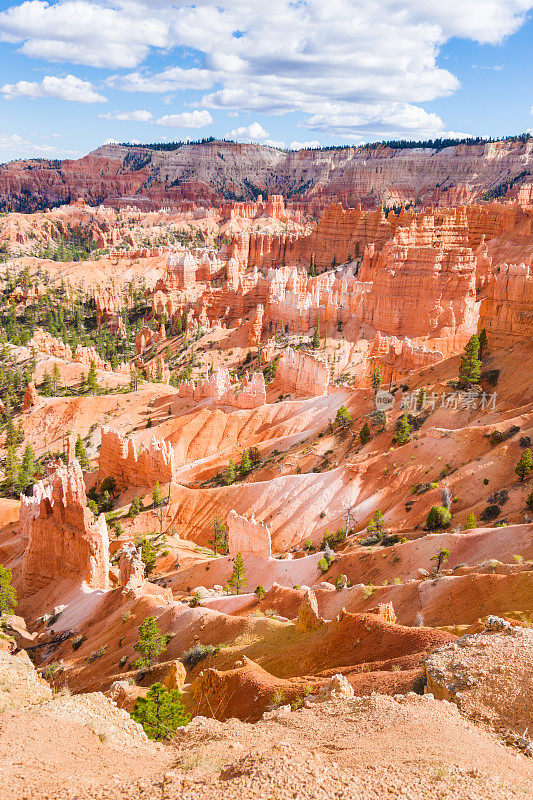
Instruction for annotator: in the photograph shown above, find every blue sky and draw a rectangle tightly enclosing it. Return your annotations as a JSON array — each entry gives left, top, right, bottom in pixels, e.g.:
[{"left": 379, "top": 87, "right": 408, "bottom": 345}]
[{"left": 0, "top": 0, "right": 532, "bottom": 163}]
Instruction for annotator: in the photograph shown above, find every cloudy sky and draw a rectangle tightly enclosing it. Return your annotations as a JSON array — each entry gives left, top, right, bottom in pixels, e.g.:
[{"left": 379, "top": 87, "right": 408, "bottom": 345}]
[{"left": 0, "top": 0, "right": 532, "bottom": 162}]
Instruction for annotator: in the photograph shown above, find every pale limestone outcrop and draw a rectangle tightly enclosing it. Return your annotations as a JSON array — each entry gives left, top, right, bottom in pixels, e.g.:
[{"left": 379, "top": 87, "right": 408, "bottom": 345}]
[
  {"left": 73, "top": 343, "right": 129, "bottom": 374},
  {"left": 366, "top": 334, "right": 442, "bottom": 386},
  {"left": 273, "top": 347, "right": 329, "bottom": 397},
  {"left": 248, "top": 303, "right": 264, "bottom": 346},
  {"left": 178, "top": 366, "right": 266, "bottom": 409},
  {"left": 227, "top": 509, "right": 272, "bottom": 559},
  {"left": 97, "top": 427, "right": 175, "bottom": 488},
  {"left": 117, "top": 541, "right": 145, "bottom": 590},
  {"left": 162, "top": 247, "right": 226, "bottom": 290},
  {"left": 30, "top": 329, "right": 72, "bottom": 360},
  {"left": 29, "top": 329, "right": 129, "bottom": 374},
  {"left": 20, "top": 460, "right": 109, "bottom": 594},
  {"left": 295, "top": 589, "right": 324, "bottom": 633},
  {"left": 368, "top": 602, "right": 397, "bottom": 625}
]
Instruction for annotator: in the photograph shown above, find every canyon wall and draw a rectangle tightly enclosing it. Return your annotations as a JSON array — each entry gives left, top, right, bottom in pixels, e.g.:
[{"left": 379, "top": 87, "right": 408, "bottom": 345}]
[
  {"left": 479, "top": 263, "right": 533, "bottom": 346},
  {"left": 2, "top": 138, "right": 532, "bottom": 212},
  {"left": 21, "top": 461, "right": 109, "bottom": 594}
]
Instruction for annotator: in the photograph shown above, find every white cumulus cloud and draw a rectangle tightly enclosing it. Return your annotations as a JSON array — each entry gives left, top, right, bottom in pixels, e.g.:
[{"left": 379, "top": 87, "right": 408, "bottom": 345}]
[
  {"left": 100, "top": 109, "right": 153, "bottom": 122},
  {"left": 289, "top": 140, "right": 321, "bottom": 150},
  {"left": 0, "top": 74, "right": 106, "bottom": 103},
  {"left": 0, "top": 1, "right": 532, "bottom": 138},
  {"left": 0, "top": 130, "right": 79, "bottom": 160},
  {"left": 226, "top": 122, "right": 269, "bottom": 140},
  {"left": 156, "top": 109, "right": 213, "bottom": 128}
]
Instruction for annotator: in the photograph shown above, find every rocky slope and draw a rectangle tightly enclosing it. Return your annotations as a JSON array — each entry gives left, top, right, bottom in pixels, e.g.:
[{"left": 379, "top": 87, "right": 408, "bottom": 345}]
[{"left": 1, "top": 137, "right": 532, "bottom": 212}]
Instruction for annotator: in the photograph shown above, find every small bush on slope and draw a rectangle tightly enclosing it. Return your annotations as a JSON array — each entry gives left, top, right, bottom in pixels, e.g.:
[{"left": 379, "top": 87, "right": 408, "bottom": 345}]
[{"left": 131, "top": 682, "right": 189, "bottom": 740}]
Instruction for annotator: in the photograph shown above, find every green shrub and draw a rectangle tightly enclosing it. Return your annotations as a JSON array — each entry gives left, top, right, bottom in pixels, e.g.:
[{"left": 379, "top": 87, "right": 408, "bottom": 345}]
[
  {"left": 88, "top": 645, "right": 107, "bottom": 663},
  {"left": 41, "top": 662, "right": 60, "bottom": 680},
  {"left": 181, "top": 643, "right": 217, "bottom": 669},
  {"left": 464, "top": 513, "right": 477, "bottom": 530},
  {"left": 321, "top": 527, "right": 346, "bottom": 550},
  {"left": 488, "top": 430, "right": 504, "bottom": 446},
  {"left": 359, "top": 422, "right": 371, "bottom": 445},
  {"left": 71, "top": 634, "right": 86, "bottom": 651},
  {"left": 131, "top": 682, "right": 189, "bottom": 740},
  {"left": 425, "top": 505, "right": 452, "bottom": 530},
  {"left": 334, "top": 405, "right": 352, "bottom": 428},
  {"left": 318, "top": 557, "right": 330, "bottom": 574}
]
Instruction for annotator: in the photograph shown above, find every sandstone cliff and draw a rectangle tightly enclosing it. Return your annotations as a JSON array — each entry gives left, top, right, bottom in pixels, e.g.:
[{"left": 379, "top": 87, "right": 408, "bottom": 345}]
[{"left": 2, "top": 137, "right": 532, "bottom": 212}]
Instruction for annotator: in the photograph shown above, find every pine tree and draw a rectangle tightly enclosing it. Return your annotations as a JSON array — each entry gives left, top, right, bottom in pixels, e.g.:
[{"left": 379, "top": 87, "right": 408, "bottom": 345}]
[
  {"left": 137, "top": 537, "right": 157, "bottom": 575},
  {"left": 228, "top": 551, "right": 246, "bottom": 595},
  {"left": 478, "top": 328, "right": 488, "bottom": 358},
  {"left": 464, "top": 513, "right": 477, "bottom": 530},
  {"left": 41, "top": 370, "right": 53, "bottom": 397},
  {"left": 131, "top": 682, "right": 189, "bottom": 740},
  {"left": 224, "top": 459, "right": 236, "bottom": 485},
  {"left": 4, "top": 416, "right": 17, "bottom": 448},
  {"left": 367, "top": 510, "right": 386, "bottom": 539},
  {"left": 426, "top": 506, "right": 452, "bottom": 530},
  {"left": 0, "top": 564, "right": 17, "bottom": 616},
  {"left": 431, "top": 547, "right": 450, "bottom": 574},
  {"left": 75, "top": 434, "right": 89, "bottom": 469},
  {"left": 152, "top": 481, "right": 162, "bottom": 508},
  {"left": 458, "top": 335, "right": 481, "bottom": 388},
  {"left": 52, "top": 364, "right": 61, "bottom": 394},
  {"left": 86, "top": 361, "right": 99, "bottom": 394},
  {"left": 249, "top": 446, "right": 261, "bottom": 469},
  {"left": 129, "top": 367, "right": 139, "bottom": 391},
  {"left": 359, "top": 422, "right": 371, "bottom": 445},
  {"left": 240, "top": 449, "right": 251, "bottom": 476},
  {"left": 19, "top": 444, "right": 36, "bottom": 490},
  {"left": 417, "top": 387, "right": 427, "bottom": 410},
  {"left": 133, "top": 616, "right": 168, "bottom": 669},
  {"left": 334, "top": 405, "right": 352, "bottom": 428},
  {"left": 312, "top": 321, "right": 320, "bottom": 349},
  {"left": 3, "top": 446, "right": 20, "bottom": 494},
  {"left": 370, "top": 366, "right": 383, "bottom": 393},
  {"left": 209, "top": 515, "right": 229, "bottom": 555},
  {"left": 515, "top": 448, "right": 533, "bottom": 482},
  {"left": 129, "top": 496, "right": 143, "bottom": 517},
  {"left": 393, "top": 414, "right": 412, "bottom": 445}
]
